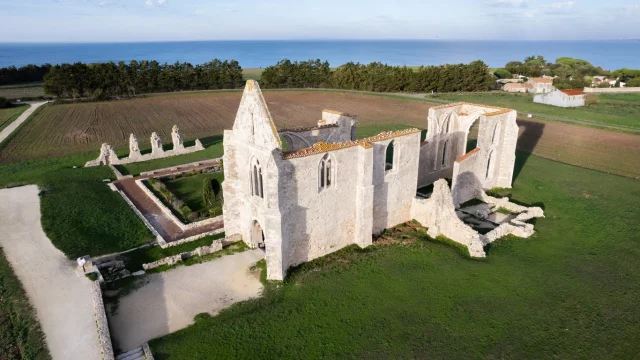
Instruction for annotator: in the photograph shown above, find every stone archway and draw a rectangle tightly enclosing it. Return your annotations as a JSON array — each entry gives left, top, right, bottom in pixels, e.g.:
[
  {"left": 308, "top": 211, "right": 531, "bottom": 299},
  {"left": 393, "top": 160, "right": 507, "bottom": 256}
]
[
  {"left": 251, "top": 220, "right": 265, "bottom": 250},
  {"left": 460, "top": 110, "right": 486, "bottom": 153}
]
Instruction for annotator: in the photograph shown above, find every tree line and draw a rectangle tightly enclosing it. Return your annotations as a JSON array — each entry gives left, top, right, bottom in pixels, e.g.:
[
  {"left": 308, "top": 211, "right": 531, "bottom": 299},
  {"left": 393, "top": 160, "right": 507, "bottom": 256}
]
[
  {"left": 43, "top": 60, "right": 244, "bottom": 99},
  {"left": 261, "top": 59, "right": 495, "bottom": 92},
  {"left": 0, "top": 64, "right": 52, "bottom": 86}
]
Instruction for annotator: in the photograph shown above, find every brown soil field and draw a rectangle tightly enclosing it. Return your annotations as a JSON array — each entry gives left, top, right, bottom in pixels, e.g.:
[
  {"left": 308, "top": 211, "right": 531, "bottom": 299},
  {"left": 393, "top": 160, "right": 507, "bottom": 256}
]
[{"left": 0, "top": 90, "right": 638, "bottom": 179}]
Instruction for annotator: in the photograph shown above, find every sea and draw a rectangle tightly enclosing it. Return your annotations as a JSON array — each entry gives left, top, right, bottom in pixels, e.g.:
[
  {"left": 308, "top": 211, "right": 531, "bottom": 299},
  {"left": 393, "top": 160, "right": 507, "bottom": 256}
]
[{"left": 0, "top": 40, "right": 638, "bottom": 70}]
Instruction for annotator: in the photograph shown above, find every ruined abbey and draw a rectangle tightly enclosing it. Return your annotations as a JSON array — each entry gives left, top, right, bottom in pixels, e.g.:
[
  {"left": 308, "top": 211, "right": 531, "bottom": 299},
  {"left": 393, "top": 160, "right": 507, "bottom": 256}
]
[{"left": 223, "top": 81, "right": 544, "bottom": 280}]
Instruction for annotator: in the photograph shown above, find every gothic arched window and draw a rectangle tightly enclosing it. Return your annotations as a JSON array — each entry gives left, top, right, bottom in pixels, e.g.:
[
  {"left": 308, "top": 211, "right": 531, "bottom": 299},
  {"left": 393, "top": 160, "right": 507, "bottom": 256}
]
[
  {"left": 385, "top": 140, "right": 395, "bottom": 172},
  {"left": 319, "top": 153, "right": 333, "bottom": 190},
  {"left": 250, "top": 158, "right": 263, "bottom": 198}
]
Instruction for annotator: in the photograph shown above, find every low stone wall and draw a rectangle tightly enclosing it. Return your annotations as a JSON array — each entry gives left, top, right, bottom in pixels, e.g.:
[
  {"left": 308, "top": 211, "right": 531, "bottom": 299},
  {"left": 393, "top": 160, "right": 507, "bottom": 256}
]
[
  {"left": 160, "top": 228, "right": 227, "bottom": 249},
  {"left": 116, "top": 189, "right": 166, "bottom": 245},
  {"left": 583, "top": 87, "right": 640, "bottom": 93},
  {"left": 142, "top": 240, "right": 224, "bottom": 270},
  {"left": 142, "top": 343, "right": 155, "bottom": 360},
  {"left": 135, "top": 179, "right": 223, "bottom": 231},
  {"left": 139, "top": 158, "right": 222, "bottom": 177},
  {"left": 90, "top": 281, "right": 115, "bottom": 360},
  {"left": 478, "top": 192, "right": 544, "bottom": 244}
]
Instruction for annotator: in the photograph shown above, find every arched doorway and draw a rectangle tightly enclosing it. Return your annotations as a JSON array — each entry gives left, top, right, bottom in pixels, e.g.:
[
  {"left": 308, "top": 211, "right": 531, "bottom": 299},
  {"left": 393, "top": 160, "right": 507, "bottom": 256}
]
[{"left": 251, "top": 220, "right": 265, "bottom": 250}]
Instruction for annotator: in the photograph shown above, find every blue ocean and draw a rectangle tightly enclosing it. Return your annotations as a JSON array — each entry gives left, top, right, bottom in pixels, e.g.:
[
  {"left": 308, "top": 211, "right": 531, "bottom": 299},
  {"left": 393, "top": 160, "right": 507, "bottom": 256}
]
[{"left": 0, "top": 40, "right": 638, "bottom": 70}]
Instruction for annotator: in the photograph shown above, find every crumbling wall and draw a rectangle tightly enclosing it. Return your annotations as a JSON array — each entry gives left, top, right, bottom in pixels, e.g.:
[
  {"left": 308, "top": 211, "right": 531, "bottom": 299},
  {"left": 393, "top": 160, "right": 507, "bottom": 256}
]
[{"left": 411, "top": 179, "right": 486, "bottom": 257}]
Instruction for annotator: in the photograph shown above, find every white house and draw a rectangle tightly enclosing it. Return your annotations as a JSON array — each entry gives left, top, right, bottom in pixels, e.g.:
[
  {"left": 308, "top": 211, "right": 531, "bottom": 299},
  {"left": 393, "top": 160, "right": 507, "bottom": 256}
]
[
  {"left": 533, "top": 89, "right": 586, "bottom": 108},
  {"left": 527, "top": 77, "right": 555, "bottom": 94}
]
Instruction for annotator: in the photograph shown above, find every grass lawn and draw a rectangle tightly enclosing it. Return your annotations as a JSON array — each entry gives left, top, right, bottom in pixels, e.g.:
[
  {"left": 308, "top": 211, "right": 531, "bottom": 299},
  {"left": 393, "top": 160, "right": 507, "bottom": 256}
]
[
  {"left": 149, "top": 152, "right": 640, "bottom": 359},
  {"left": 432, "top": 92, "right": 640, "bottom": 130},
  {"left": 164, "top": 172, "right": 225, "bottom": 214},
  {"left": 0, "top": 154, "right": 153, "bottom": 258},
  {"left": 0, "top": 249, "right": 50, "bottom": 360},
  {"left": 0, "top": 104, "right": 29, "bottom": 133}
]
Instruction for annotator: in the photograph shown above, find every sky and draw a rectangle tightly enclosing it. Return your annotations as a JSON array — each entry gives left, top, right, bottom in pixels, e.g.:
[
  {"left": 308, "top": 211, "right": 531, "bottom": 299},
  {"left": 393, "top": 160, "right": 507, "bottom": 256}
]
[{"left": 0, "top": 0, "right": 639, "bottom": 42}]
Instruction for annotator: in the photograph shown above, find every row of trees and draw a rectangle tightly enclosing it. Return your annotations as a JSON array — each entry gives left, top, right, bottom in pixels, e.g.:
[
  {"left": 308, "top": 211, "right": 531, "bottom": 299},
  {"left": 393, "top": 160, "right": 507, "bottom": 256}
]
[
  {"left": 0, "top": 64, "right": 52, "bottom": 86},
  {"left": 43, "top": 60, "right": 244, "bottom": 99},
  {"left": 261, "top": 59, "right": 495, "bottom": 92}
]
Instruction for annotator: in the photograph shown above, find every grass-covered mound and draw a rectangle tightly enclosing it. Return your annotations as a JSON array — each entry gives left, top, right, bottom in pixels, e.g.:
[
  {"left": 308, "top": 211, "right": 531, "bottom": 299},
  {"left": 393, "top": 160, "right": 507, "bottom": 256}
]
[
  {"left": 149, "top": 152, "right": 640, "bottom": 359},
  {"left": 0, "top": 249, "right": 50, "bottom": 360}
]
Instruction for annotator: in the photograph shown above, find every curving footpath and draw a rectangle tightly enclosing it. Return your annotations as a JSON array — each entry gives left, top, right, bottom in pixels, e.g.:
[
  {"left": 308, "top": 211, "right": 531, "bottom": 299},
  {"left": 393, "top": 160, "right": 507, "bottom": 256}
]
[
  {"left": 0, "top": 101, "right": 49, "bottom": 144},
  {"left": 0, "top": 185, "right": 102, "bottom": 360}
]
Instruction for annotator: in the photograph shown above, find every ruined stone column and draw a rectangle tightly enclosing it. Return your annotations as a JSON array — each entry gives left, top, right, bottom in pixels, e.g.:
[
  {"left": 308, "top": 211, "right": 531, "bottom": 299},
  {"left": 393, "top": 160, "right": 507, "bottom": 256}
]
[
  {"left": 150, "top": 132, "right": 164, "bottom": 156},
  {"left": 128, "top": 133, "right": 141, "bottom": 160},
  {"left": 171, "top": 125, "right": 184, "bottom": 151}
]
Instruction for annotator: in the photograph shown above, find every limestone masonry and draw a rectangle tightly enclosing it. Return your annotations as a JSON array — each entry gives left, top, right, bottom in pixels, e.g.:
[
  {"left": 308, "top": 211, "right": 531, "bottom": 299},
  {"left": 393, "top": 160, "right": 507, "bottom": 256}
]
[
  {"left": 85, "top": 125, "right": 204, "bottom": 167},
  {"left": 223, "top": 81, "right": 544, "bottom": 280}
]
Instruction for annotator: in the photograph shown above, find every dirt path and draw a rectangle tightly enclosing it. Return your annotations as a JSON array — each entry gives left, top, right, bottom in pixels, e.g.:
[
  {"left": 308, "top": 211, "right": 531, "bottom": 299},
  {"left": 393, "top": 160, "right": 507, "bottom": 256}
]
[
  {"left": 106, "top": 249, "right": 264, "bottom": 352},
  {"left": 0, "top": 185, "right": 102, "bottom": 360},
  {"left": 0, "top": 101, "right": 48, "bottom": 144}
]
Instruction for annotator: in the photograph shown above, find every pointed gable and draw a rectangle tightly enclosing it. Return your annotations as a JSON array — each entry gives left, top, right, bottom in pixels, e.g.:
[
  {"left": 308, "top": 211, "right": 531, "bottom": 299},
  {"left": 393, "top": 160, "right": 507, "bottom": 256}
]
[{"left": 232, "top": 80, "right": 282, "bottom": 151}]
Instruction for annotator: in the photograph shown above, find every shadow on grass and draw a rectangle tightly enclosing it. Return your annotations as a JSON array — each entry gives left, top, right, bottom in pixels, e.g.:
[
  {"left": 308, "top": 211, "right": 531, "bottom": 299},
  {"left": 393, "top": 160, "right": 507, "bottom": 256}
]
[{"left": 514, "top": 120, "right": 545, "bottom": 183}]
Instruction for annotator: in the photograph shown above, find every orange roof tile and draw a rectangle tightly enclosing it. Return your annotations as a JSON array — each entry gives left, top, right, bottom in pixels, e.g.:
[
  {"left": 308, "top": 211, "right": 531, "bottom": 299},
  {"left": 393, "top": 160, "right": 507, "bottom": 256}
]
[
  {"left": 560, "top": 89, "right": 586, "bottom": 96},
  {"left": 456, "top": 148, "right": 481, "bottom": 163}
]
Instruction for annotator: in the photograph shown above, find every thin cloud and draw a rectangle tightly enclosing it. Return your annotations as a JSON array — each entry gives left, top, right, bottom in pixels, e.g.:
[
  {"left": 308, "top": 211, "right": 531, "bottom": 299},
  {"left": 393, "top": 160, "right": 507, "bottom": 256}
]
[
  {"left": 489, "top": 0, "right": 529, "bottom": 8},
  {"left": 551, "top": 1, "right": 575, "bottom": 9},
  {"left": 146, "top": 0, "right": 166, "bottom": 7}
]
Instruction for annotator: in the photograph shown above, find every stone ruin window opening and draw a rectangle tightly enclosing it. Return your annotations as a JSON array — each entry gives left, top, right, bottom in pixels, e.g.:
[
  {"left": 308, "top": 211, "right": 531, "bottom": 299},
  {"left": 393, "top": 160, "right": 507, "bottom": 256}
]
[
  {"left": 491, "top": 122, "right": 500, "bottom": 144},
  {"left": 251, "top": 159, "right": 264, "bottom": 198},
  {"left": 319, "top": 153, "right": 333, "bottom": 191},
  {"left": 486, "top": 150, "right": 495, "bottom": 180},
  {"left": 441, "top": 140, "right": 449, "bottom": 169},
  {"left": 385, "top": 140, "right": 395, "bottom": 172}
]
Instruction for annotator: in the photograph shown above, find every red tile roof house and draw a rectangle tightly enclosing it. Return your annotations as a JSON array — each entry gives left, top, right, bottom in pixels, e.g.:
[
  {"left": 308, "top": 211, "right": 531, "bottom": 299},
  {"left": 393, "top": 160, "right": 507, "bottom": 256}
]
[
  {"left": 527, "top": 77, "right": 556, "bottom": 94},
  {"left": 533, "top": 89, "right": 586, "bottom": 108}
]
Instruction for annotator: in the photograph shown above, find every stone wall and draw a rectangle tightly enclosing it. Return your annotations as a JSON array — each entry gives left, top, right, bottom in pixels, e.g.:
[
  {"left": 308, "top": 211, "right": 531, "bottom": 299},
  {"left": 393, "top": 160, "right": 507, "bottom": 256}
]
[
  {"left": 418, "top": 103, "right": 518, "bottom": 194},
  {"left": 159, "top": 228, "right": 228, "bottom": 249},
  {"left": 451, "top": 148, "right": 483, "bottom": 205},
  {"left": 135, "top": 179, "right": 223, "bottom": 231},
  {"left": 90, "top": 281, "right": 115, "bottom": 360},
  {"left": 116, "top": 189, "right": 166, "bottom": 245},
  {"left": 370, "top": 133, "right": 421, "bottom": 234},
  {"left": 142, "top": 240, "right": 224, "bottom": 270},
  {"left": 411, "top": 179, "right": 486, "bottom": 257},
  {"left": 583, "top": 87, "right": 640, "bottom": 93},
  {"left": 85, "top": 126, "right": 205, "bottom": 167}
]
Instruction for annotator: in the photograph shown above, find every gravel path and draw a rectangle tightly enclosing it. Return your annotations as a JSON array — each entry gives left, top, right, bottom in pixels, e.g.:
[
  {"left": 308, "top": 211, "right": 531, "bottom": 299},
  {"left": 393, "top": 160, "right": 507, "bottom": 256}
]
[
  {"left": 0, "top": 101, "right": 48, "bottom": 144},
  {"left": 0, "top": 185, "right": 103, "bottom": 360},
  {"left": 107, "top": 249, "right": 264, "bottom": 352}
]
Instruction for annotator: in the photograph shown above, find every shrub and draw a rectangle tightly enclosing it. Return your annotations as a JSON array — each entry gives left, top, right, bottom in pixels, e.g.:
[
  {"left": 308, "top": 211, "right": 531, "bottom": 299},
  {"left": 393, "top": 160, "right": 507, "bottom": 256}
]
[
  {"left": 493, "top": 68, "right": 512, "bottom": 79},
  {"left": 180, "top": 206, "right": 192, "bottom": 218},
  {"left": 627, "top": 78, "right": 640, "bottom": 87},
  {"left": 202, "top": 177, "right": 221, "bottom": 205},
  {"left": 598, "top": 82, "right": 611, "bottom": 88},
  {"left": 584, "top": 94, "right": 599, "bottom": 107},
  {"left": 0, "top": 97, "right": 8, "bottom": 108}
]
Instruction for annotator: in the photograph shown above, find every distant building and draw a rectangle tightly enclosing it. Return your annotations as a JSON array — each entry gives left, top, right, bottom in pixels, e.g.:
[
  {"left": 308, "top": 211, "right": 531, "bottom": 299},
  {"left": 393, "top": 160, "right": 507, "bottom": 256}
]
[
  {"left": 533, "top": 89, "right": 586, "bottom": 108},
  {"left": 503, "top": 82, "right": 533, "bottom": 93},
  {"left": 527, "top": 78, "right": 555, "bottom": 94}
]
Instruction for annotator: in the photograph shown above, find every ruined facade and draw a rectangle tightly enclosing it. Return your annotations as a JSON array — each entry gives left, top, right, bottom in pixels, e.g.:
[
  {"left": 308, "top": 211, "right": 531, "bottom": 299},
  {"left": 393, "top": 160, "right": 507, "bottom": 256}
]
[
  {"left": 224, "top": 81, "right": 543, "bottom": 281},
  {"left": 85, "top": 126, "right": 204, "bottom": 167}
]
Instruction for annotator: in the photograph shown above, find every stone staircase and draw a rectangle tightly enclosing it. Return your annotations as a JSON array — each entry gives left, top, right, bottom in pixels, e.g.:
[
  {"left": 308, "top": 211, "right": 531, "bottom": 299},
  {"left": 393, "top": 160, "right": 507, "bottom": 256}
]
[{"left": 115, "top": 346, "right": 146, "bottom": 360}]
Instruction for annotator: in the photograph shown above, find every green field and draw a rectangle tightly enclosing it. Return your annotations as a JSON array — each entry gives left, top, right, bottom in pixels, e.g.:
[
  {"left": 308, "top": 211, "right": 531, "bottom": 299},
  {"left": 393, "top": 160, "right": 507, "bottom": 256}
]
[
  {"left": 432, "top": 92, "right": 640, "bottom": 130},
  {"left": 0, "top": 104, "right": 28, "bottom": 133},
  {"left": 164, "top": 172, "right": 224, "bottom": 214},
  {"left": 0, "top": 83, "right": 47, "bottom": 100},
  {"left": 0, "top": 250, "right": 50, "bottom": 360},
  {"left": 150, "top": 152, "right": 640, "bottom": 359}
]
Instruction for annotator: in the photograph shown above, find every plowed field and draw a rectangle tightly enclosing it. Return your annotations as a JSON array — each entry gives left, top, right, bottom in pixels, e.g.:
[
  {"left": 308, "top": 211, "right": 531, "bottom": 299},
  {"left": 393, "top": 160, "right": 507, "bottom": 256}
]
[{"left": 0, "top": 90, "right": 638, "bottom": 179}]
